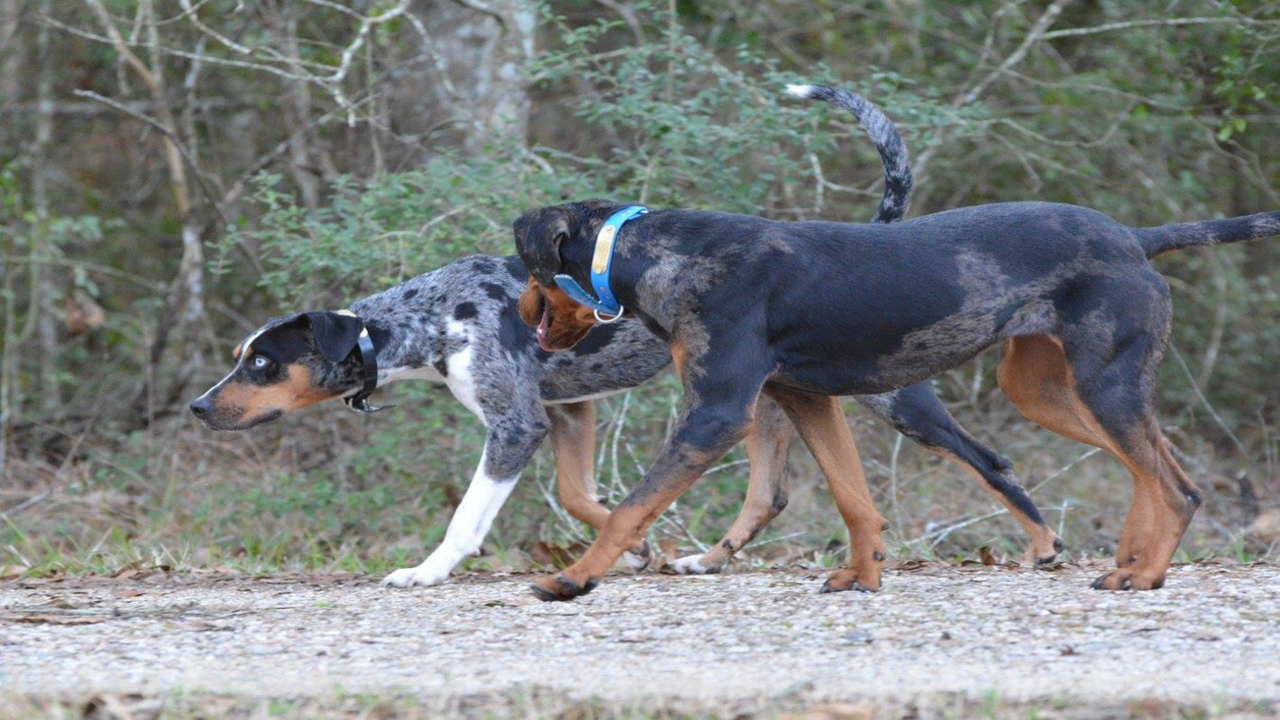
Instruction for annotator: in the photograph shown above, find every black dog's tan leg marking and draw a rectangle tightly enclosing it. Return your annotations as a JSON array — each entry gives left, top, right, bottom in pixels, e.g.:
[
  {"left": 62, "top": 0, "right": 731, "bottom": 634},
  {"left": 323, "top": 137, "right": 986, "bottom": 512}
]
[
  {"left": 998, "top": 336, "right": 1151, "bottom": 567},
  {"left": 671, "top": 394, "right": 794, "bottom": 574},
  {"left": 768, "top": 387, "right": 886, "bottom": 593},
  {"left": 530, "top": 440, "right": 742, "bottom": 600},
  {"left": 531, "top": 333, "right": 769, "bottom": 600},
  {"left": 547, "top": 401, "right": 651, "bottom": 570},
  {"left": 999, "top": 335, "right": 1199, "bottom": 590}
]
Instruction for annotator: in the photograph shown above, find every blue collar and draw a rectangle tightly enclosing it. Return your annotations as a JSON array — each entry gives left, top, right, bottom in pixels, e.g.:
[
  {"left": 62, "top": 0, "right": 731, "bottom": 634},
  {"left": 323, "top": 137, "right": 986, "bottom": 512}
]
[{"left": 553, "top": 205, "right": 647, "bottom": 320}]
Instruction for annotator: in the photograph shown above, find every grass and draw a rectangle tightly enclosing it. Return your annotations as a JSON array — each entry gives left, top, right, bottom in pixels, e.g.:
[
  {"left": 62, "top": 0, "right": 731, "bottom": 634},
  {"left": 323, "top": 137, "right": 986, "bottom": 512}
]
[
  {"left": 2, "top": 373, "right": 1273, "bottom": 579},
  {"left": 2, "top": 681, "right": 1269, "bottom": 717},
  {"left": 1, "top": 688, "right": 1274, "bottom": 719}
]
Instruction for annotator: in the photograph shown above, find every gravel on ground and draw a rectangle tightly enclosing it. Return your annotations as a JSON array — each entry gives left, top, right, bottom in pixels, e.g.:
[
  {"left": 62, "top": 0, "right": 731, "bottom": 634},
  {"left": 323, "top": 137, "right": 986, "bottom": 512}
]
[{"left": 2, "top": 561, "right": 1276, "bottom": 717}]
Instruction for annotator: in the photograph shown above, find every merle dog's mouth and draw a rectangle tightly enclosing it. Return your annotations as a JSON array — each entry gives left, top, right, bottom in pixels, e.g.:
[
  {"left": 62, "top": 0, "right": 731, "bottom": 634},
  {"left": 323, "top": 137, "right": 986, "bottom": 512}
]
[
  {"left": 202, "top": 409, "right": 283, "bottom": 432},
  {"left": 536, "top": 307, "right": 555, "bottom": 352}
]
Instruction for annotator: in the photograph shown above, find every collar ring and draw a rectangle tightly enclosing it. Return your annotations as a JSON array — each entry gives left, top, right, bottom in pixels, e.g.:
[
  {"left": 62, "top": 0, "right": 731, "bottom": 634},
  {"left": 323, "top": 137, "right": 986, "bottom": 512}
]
[{"left": 594, "top": 306, "right": 625, "bottom": 324}]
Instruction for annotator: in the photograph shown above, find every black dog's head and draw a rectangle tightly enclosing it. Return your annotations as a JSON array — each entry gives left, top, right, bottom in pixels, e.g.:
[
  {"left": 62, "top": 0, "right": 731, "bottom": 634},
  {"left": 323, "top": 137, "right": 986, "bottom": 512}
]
[
  {"left": 189, "top": 311, "right": 365, "bottom": 431},
  {"left": 513, "top": 200, "right": 625, "bottom": 352}
]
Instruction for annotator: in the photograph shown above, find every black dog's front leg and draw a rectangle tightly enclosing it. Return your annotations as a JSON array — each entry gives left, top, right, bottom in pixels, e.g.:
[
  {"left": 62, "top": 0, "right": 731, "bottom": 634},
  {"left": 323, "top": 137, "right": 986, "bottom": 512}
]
[{"left": 531, "top": 336, "right": 772, "bottom": 601}]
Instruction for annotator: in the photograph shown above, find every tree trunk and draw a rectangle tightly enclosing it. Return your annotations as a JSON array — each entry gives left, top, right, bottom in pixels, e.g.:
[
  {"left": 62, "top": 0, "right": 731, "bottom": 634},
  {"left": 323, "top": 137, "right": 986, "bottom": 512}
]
[{"left": 428, "top": 0, "right": 536, "bottom": 151}]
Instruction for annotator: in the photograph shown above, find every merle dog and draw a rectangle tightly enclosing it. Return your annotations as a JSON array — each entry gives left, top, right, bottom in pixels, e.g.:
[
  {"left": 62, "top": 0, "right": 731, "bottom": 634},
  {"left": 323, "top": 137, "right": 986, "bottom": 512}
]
[
  {"left": 191, "top": 86, "right": 1058, "bottom": 587},
  {"left": 513, "top": 84, "right": 1278, "bottom": 600}
]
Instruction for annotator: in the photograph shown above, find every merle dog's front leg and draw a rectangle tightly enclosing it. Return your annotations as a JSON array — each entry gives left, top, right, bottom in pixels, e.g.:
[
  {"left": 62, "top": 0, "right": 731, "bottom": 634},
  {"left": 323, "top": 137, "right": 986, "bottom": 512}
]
[{"left": 382, "top": 408, "right": 549, "bottom": 588}]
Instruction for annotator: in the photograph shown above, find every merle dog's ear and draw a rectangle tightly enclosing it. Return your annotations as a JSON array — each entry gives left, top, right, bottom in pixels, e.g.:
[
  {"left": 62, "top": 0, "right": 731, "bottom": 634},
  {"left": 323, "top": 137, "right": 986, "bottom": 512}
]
[
  {"left": 513, "top": 207, "right": 571, "bottom": 285},
  {"left": 304, "top": 311, "right": 364, "bottom": 363}
]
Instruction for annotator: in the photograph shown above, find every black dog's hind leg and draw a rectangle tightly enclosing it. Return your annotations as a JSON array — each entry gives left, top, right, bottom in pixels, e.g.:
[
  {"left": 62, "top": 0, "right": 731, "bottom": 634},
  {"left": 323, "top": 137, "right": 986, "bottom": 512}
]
[
  {"left": 671, "top": 382, "right": 1061, "bottom": 575},
  {"left": 767, "top": 385, "right": 888, "bottom": 593},
  {"left": 856, "top": 383, "right": 1063, "bottom": 565},
  {"left": 999, "top": 275, "right": 1197, "bottom": 591}
]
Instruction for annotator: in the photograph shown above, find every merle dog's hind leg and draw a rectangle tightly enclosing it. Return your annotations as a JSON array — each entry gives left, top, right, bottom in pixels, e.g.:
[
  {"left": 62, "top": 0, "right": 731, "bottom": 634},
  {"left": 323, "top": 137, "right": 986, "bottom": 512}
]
[
  {"left": 382, "top": 386, "right": 550, "bottom": 588},
  {"left": 670, "top": 394, "right": 794, "bottom": 575},
  {"left": 856, "top": 383, "right": 1063, "bottom": 566},
  {"left": 547, "top": 401, "right": 651, "bottom": 571}
]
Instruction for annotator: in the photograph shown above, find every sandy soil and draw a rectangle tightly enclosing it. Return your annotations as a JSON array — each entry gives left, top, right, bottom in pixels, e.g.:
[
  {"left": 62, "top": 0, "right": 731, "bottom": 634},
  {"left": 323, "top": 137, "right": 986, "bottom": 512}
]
[{"left": 2, "top": 561, "right": 1277, "bottom": 717}]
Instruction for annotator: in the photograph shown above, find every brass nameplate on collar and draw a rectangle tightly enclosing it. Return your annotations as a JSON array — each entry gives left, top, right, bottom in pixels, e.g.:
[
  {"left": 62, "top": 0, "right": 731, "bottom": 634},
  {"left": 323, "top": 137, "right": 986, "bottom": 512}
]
[{"left": 592, "top": 225, "right": 617, "bottom": 274}]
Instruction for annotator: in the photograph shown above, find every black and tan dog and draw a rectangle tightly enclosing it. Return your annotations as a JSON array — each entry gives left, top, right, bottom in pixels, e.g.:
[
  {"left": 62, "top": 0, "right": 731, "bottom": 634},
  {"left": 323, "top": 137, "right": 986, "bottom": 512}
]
[{"left": 515, "top": 84, "right": 1278, "bottom": 600}]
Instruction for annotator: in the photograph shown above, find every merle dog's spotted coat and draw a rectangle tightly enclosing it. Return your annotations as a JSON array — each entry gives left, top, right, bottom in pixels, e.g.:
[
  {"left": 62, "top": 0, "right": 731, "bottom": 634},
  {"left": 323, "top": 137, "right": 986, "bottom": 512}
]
[
  {"left": 192, "top": 85, "right": 1062, "bottom": 587},
  {"left": 514, "top": 89, "right": 1278, "bottom": 601}
]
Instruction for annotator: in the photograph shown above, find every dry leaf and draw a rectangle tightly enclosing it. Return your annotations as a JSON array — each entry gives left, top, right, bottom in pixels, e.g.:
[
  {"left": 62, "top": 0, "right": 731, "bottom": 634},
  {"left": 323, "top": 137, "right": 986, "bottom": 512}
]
[
  {"left": 186, "top": 620, "right": 233, "bottom": 632},
  {"left": 64, "top": 291, "right": 106, "bottom": 336},
  {"left": 110, "top": 561, "right": 143, "bottom": 579},
  {"left": 0, "top": 565, "right": 29, "bottom": 581},
  {"left": 1196, "top": 556, "right": 1240, "bottom": 566},
  {"left": 978, "top": 546, "right": 997, "bottom": 566},
  {"left": 787, "top": 702, "right": 877, "bottom": 720},
  {"left": 530, "top": 541, "right": 589, "bottom": 569},
  {"left": 1247, "top": 509, "right": 1280, "bottom": 543}
]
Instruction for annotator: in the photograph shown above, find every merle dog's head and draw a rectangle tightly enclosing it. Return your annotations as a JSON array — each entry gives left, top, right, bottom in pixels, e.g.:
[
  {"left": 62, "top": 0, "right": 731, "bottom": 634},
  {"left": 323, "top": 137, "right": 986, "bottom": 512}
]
[
  {"left": 513, "top": 200, "right": 624, "bottom": 352},
  {"left": 189, "top": 312, "right": 365, "bottom": 431}
]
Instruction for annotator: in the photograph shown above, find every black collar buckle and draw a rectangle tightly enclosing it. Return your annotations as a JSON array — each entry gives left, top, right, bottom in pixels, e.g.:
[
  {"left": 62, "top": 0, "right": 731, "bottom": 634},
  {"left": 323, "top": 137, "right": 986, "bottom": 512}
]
[{"left": 340, "top": 314, "right": 392, "bottom": 414}]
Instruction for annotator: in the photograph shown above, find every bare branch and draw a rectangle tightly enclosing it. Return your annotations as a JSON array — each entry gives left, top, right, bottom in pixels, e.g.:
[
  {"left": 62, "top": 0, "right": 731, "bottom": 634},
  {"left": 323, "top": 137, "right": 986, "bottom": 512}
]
[
  {"left": 1043, "top": 16, "right": 1277, "bottom": 40},
  {"left": 178, "top": 0, "right": 252, "bottom": 55},
  {"left": 957, "top": 0, "right": 1073, "bottom": 107},
  {"left": 71, "top": 89, "right": 224, "bottom": 225},
  {"left": 81, "top": 0, "right": 156, "bottom": 92}
]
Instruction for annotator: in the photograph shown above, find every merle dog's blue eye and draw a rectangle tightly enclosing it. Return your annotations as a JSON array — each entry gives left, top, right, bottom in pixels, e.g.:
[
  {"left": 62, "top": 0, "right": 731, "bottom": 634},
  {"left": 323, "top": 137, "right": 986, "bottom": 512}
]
[{"left": 251, "top": 356, "right": 271, "bottom": 370}]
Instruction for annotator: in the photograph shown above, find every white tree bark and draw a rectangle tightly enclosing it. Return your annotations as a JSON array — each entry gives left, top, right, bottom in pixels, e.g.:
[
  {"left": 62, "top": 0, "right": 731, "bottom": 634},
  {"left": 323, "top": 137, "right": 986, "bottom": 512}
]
[{"left": 426, "top": 0, "right": 536, "bottom": 150}]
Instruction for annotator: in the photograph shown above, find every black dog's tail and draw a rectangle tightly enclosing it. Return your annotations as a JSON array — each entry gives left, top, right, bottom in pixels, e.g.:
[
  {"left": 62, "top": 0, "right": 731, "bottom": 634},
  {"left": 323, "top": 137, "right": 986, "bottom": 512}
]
[
  {"left": 786, "top": 83, "right": 912, "bottom": 224},
  {"left": 1133, "top": 211, "right": 1280, "bottom": 259}
]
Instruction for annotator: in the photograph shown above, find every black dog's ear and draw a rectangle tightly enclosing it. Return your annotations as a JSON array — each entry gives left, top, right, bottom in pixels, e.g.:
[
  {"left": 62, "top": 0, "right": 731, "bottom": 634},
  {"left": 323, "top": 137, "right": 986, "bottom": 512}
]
[
  {"left": 513, "top": 207, "right": 571, "bottom": 285},
  {"left": 304, "top": 311, "right": 364, "bottom": 363}
]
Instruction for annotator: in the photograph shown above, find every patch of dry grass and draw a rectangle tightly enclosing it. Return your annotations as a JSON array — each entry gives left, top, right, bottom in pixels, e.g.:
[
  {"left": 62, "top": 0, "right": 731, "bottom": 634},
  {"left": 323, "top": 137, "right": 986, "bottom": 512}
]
[{"left": 2, "top": 372, "right": 1273, "bottom": 578}]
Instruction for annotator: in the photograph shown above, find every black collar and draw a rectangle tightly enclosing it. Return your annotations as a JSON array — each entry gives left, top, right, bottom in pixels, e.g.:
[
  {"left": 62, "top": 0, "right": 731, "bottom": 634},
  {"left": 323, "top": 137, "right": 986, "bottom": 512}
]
[{"left": 338, "top": 310, "right": 390, "bottom": 414}]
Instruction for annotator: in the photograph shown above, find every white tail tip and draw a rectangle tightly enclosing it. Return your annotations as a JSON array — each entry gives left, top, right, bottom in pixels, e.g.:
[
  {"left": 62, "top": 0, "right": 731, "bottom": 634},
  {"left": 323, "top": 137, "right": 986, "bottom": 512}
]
[{"left": 785, "top": 84, "right": 815, "bottom": 99}]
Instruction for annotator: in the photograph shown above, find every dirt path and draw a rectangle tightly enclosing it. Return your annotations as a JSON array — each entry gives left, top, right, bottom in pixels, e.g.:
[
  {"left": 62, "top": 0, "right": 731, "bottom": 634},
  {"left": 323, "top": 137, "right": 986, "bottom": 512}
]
[{"left": 2, "top": 562, "right": 1277, "bottom": 716}]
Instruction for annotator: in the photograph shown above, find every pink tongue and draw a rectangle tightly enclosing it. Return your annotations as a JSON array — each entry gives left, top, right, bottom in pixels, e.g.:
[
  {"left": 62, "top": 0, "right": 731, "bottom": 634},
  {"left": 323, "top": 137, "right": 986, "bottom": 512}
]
[{"left": 537, "top": 309, "right": 550, "bottom": 345}]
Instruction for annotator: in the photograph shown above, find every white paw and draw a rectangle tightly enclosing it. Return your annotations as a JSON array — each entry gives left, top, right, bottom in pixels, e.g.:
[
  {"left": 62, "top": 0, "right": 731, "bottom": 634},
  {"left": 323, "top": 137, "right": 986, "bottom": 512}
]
[
  {"left": 623, "top": 550, "right": 650, "bottom": 572},
  {"left": 380, "top": 564, "right": 450, "bottom": 588},
  {"left": 669, "top": 554, "right": 719, "bottom": 575}
]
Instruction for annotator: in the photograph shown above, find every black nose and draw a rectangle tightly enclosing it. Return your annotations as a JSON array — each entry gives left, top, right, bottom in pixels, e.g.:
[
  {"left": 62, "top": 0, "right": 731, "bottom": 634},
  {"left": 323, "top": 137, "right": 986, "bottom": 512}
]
[{"left": 189, "top": 397, "right": 211, "bottom": 417}]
